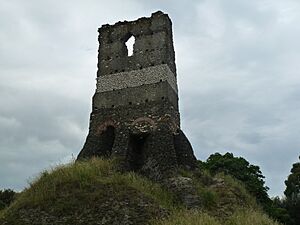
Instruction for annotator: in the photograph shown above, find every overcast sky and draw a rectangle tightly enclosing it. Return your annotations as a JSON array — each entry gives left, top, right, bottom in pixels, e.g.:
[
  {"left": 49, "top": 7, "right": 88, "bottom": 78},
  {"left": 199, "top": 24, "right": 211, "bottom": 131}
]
[{"left": 0, "top": 0, "right": 299, "bottom": 197}]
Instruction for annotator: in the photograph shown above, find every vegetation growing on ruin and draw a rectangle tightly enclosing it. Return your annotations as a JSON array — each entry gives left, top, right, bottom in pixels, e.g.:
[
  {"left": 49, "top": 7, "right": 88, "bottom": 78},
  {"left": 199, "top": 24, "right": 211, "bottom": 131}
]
[
  {"left": 152, "top": 209, "right": 280, "bottom": 225},
  {"left": 0, "top": 157, "right": 282, "bottom": 225}
]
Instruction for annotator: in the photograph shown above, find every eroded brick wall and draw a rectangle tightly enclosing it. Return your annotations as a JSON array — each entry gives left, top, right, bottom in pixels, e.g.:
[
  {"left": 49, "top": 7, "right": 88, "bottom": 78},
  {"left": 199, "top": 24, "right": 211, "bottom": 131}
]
[{"left": 78, "top": 11, "right": 197, "bottom": 179}]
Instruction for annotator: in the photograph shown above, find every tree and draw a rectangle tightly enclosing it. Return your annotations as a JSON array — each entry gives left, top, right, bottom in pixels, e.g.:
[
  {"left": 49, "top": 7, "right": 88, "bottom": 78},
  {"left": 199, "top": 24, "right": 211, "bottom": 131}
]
[
  {"left": 269, "top": 197, "right": 293, "bottom": 225},
  {"left": 0, "top": 189, "right": 16, "bottom": 210},
  {"left": 284, "top": 156, "right": 300, "bottom": 225},
  {"left": 198, "top": 152, "right": 291, "bottom": 224},
  {"left": 199, "top": 152, "right": 270, "bottom": 205}
]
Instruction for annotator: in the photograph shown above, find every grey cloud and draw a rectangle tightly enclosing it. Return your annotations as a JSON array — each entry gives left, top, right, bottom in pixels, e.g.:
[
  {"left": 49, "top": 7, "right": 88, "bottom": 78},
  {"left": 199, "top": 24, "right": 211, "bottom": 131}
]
[
  {"left": 176, "top": 0, "right": 300, "bottom": 196},
  {"left": 1, "top": 0, "right": 300, "bottom": 197}
]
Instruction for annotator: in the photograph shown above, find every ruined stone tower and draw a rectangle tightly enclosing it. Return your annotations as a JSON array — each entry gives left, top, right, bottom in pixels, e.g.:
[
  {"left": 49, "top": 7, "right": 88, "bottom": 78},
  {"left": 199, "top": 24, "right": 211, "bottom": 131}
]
[{"left": 78, "top": 11, "right": 197, "bottom": 180}]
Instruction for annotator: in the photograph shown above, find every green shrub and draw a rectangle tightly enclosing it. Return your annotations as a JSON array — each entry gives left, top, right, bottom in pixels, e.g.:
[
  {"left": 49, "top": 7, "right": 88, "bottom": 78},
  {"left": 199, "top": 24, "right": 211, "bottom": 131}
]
[
  {"left": 198, "top": 188, "right": 218, "bottom": 209},
  {"left": 0, "top": 189, "right": 16, "bottom": 210},
  {"left": 215, "top": 173, "right": 257, "bottom": 208}
]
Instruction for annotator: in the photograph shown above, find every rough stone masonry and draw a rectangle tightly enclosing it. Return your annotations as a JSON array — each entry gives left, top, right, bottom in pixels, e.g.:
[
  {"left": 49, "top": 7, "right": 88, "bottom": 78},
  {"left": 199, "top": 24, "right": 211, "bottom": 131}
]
[{"left": 78, "top": 11, "right": 197, "bottom": 181}]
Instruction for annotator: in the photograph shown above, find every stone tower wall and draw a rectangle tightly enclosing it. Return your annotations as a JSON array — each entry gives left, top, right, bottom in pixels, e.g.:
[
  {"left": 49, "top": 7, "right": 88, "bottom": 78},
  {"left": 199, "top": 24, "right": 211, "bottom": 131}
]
[
  {"left": 97, "top": 11, "right": 176, "bottom": 76},
  {"left": 78, "top": 11, "right": 197, "bottom": 180},
  {"left": 94, "top": 11, "right": 178, "bottom": 112}
]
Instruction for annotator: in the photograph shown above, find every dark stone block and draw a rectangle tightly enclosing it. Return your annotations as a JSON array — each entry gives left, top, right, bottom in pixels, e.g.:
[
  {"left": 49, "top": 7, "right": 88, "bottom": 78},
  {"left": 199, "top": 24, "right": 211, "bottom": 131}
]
[{"left": 174, "top": 130, "right": 198, "bottom": 170}]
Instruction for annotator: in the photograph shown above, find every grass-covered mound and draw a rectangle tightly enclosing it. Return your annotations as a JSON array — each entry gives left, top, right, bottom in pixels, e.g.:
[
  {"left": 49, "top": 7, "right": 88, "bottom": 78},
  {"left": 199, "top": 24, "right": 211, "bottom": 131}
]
[
  {"left": 0, "top": 158, "right": 172, "bottom": 225},
  {"left": 0, "top": 158, "right": 281, "bottom": 225}
]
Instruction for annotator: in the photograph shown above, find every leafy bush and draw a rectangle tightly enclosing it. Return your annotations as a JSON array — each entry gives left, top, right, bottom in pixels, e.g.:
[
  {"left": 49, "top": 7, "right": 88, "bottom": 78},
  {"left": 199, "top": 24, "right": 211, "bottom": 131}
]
[
  {"left": 199, "top": 152, "right": 269, "bottom": 205},
  {"left": 0, "top": 189, "right": 16, "bottom": 210},
  {"left": 198, "top": 152, "right": 290, "bottom": 223}
]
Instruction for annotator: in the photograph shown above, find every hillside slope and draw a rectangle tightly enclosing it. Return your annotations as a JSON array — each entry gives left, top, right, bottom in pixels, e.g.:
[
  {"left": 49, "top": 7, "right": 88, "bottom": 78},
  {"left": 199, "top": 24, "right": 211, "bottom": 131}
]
[{"left": 0, "top": 158, "right": 281, "bottom": 225}]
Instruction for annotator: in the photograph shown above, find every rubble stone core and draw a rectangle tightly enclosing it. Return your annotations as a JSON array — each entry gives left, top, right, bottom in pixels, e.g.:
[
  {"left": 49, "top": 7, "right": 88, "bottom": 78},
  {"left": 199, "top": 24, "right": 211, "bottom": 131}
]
[{"left": 78, "top": 11, "right": 197, "bottom": 180}]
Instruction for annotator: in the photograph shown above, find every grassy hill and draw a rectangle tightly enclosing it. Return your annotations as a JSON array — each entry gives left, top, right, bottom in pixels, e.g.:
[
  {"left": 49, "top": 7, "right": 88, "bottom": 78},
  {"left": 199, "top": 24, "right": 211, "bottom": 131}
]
[{"left": 0, "top": 158, "right": 281, "bottom": 225}]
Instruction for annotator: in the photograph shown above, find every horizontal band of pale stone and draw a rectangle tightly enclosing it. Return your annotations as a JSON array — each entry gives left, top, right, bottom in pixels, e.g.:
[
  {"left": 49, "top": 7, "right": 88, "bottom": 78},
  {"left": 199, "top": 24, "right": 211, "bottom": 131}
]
[{"left": 96, "top": 64, "right": 178, "bottom": 93}]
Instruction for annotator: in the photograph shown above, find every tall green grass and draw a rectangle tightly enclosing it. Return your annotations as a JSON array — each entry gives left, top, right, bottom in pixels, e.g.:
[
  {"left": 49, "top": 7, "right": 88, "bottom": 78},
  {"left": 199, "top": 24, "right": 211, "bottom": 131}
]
[
  {"left": 4, "top": 158, "right": 175, "bottom": 211},
  {"left": 151, "top": 210, "right": 220, "bottom": 225},
  {"left": 151, "top": 208, "right": 281, "bottom": 225},
  {"left": 226, "top": 209, "right": 281, "bottom": 225},
  {"left": 15, "top": 158, "right": 115, "bottom": 207},
  {"left": 121, "top": 172, "right": 176, "bottom": 209},
  {"left": 1, "top": 158, "right": 282, "bottom": 225}
]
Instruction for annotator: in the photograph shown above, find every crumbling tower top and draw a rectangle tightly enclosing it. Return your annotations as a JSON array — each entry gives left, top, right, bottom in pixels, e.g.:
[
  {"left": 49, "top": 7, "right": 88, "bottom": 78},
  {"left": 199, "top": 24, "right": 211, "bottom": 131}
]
[
  {"left": 97, "top": 11, "right": 176, "bottom": 77},
  {"left": 94, "top": 11, "right": 179, "bottom": 111}
]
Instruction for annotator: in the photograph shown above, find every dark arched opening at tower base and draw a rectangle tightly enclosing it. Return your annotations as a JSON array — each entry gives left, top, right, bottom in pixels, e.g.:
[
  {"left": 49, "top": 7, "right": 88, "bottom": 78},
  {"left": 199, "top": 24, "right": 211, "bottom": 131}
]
[
  {"left": 127, "top": 134, "right": 148, "bottom": 172},
  {"left": 96, "top": 126, "right": 116, "bottom": 157}
]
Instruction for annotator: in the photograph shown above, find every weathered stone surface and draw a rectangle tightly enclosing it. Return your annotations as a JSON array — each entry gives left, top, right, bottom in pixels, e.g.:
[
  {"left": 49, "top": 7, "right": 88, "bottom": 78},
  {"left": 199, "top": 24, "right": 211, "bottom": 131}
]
[
  {"left": 93, "top": 81, "right": 178, "bottom": 110},
  {"left": 165, "top": 176, "right": 202, "bottom": 208},
  {"left": 78, "top": 11, "right": 197, "bottom": 181},
  {"left": 174, "top": 130, "right": 198, "bottom": 170},
  {"left": 97, "top": 11, "right": 176, "bottom": 76}
]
